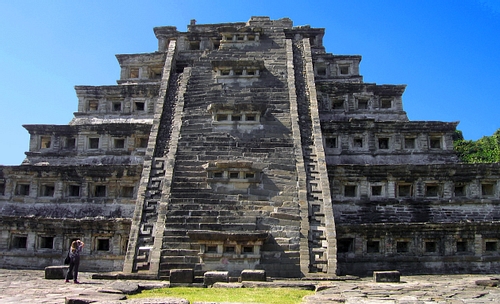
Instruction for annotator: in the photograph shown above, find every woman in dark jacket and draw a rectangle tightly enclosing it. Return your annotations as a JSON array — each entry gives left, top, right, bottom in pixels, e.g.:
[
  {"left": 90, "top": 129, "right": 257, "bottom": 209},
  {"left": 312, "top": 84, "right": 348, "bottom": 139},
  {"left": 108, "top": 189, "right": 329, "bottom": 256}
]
[{"left": 65, "top": 239, "right": 84, "bottom": 284}]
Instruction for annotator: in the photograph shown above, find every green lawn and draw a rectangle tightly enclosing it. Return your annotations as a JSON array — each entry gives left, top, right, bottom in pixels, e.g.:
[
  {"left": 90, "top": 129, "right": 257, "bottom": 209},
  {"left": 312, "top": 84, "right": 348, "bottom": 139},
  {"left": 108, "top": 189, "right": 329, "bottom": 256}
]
[{"left": 128, "top": 287, "right": 314, "bottom": 304}]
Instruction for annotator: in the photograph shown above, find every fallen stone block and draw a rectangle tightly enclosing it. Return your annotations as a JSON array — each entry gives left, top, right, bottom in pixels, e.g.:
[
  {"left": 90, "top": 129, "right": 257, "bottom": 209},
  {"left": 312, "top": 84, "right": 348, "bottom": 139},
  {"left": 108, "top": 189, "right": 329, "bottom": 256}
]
[
  {"left": 170, "top": 269, "right": 194, "bottom": 284},
  {"left": 44, "top": 265, "right": 68, "bottom": 279},
  {"left": 204, "top": 271, "right": 229, "bottom": 286},
  {"left": 476, "top": 279, "right": 499, "bottom": 287},
  {"left": 100, "top": 281, "right": 140, "bottom": 295},
  {"left": 373, "top": 270, "right": 401, "bottom": 282},
  {"left": 240, "top": 269, "right": 266, "bottom": 282}
]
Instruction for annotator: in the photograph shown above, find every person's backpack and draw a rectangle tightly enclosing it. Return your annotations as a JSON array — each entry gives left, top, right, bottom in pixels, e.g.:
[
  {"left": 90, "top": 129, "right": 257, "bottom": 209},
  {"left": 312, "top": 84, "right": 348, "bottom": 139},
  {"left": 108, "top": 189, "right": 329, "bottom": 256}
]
[{"left": 64, "top": 252, "right": 70, "bottom": 265}]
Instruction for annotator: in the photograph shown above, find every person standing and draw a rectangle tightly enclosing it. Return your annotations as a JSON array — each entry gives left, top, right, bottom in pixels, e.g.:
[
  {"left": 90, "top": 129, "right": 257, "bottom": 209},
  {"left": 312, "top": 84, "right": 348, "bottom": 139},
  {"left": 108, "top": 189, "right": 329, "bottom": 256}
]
[{"left": 65, "top": 239, "right": 84, "bottom": 284}]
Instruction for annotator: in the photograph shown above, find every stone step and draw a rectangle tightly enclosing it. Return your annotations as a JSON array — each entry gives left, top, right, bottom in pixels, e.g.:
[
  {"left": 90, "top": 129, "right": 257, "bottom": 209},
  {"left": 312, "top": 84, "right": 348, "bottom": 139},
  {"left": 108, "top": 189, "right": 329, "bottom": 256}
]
[
  {"left": 172, "top": 173, "right": 207, "bottom": 181},
  {"left": 170, "top": 182, "right": 207, "bottom": 189},
  {"left": 167, "top": 198, "right": 241, "bottom": 205},
  {"left": 165, "top": 210, "right": 207, "bottom": 217},
  {"left": 161, "top": 242, "right": 192, "bottom": 250},
  {"left": 163, "top": 229, "right": 189, "bottom": 236},
  {"left": 167, "top": 190, "right": 216, "bottom": 197},
  {"left": 167, "top": 204, "right": 240, "bottom": 212},
  {"left": 159, "top": 262, "right": 198, "bottom": 272},
  {"left": 167, "top": 210, "right": 243, "bottom": 217},
  {"left": 160, "top": 255, "right": 200, "bottom": 264},
  {"left": 167, "top": 200, "right": 224, "bottom": 207},
  {"left": 165, "top": 216, "right": 257, "bottom": 224},
  {"left": 169, "top": 192, "right": 239, "bottom": 200},
  {"left": 161, "top": 248, "right": 198, "bottom": 256},
  {"left": 164, "top": 222, "right": 257, "bottom": 231}
]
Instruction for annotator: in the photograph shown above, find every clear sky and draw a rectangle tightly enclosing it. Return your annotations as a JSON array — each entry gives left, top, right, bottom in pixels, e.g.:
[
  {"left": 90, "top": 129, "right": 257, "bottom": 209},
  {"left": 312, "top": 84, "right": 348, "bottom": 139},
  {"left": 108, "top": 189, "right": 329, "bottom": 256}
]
[{"left": 0, "top": 0, "right": 499, "bottom": 165}]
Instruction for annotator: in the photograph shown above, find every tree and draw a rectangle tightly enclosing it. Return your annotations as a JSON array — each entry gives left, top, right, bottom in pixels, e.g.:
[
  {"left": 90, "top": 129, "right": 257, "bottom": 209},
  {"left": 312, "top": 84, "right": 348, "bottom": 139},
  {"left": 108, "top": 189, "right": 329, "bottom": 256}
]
[{"left": 454, "top": 129, "right": 500, "bottom": 163}]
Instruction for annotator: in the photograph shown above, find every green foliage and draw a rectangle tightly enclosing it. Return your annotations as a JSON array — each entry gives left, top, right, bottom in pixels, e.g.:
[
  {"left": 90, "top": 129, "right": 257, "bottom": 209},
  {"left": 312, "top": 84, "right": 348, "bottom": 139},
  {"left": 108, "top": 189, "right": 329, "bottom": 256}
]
[
  {"left": 128, "top": 287, "right": 314, "bottom": 304},
  {"left": 454, "top": 129, "right": 500, "bottom": 163}
]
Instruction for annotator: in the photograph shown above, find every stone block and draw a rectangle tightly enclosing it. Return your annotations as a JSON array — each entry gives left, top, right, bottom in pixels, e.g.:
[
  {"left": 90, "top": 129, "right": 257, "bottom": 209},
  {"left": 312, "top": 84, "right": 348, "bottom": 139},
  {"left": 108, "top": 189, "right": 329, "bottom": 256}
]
[
  {"left": 240, "top": 269, "right": 266, "bottom": 282},
  {"left": 44, "top": 265, "right": 68, "bottom": 279},
  {"left": 475, "top": 279, "right": 499, "bottom": 287},
  {"left": 170, "top": 269, "right": 194, "bottom": 284},
  {"left": 204, "top": 271, "right": 229, "bottom": 286},
  {"left": 373, "top": 270, "right": 400, "bottom": 282}
]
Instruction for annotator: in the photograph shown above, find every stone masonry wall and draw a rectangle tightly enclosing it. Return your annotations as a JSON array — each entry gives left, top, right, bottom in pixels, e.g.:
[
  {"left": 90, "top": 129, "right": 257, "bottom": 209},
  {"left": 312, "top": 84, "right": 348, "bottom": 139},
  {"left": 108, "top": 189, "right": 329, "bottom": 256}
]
[
  {"left": 336, "top": 222, "right": 500, "bottom": 276},
  {"left": 0, "top": 216, "right": 131, "bottom": 272}
]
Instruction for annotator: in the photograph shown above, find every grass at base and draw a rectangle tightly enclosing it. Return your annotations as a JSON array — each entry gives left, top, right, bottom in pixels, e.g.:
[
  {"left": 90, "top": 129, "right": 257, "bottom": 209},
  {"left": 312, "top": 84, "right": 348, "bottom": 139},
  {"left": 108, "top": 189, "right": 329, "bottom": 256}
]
[{"left": 128, "top": 287, "right": 314, "bottom": 304}]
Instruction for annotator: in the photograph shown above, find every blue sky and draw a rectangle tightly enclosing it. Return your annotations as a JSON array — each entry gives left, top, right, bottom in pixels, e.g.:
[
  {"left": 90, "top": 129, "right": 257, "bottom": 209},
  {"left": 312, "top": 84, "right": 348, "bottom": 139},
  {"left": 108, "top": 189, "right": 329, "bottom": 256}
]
[{"left": 0, "top": 0, "right": 499, "bottom": 165}]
